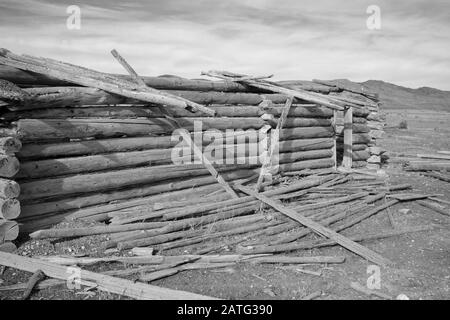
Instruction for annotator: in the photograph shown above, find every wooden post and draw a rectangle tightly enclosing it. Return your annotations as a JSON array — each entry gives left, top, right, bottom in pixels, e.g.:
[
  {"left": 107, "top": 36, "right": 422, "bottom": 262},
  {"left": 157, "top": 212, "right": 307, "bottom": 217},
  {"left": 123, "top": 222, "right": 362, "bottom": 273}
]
[
  {"left": 255, "top": 96, "right": 294, "bottom": 191},
  {"left": 343, "top": 107, "right": 353, "bottom": 168},
  {"left": 332, "top": 110, "right": 337, "bottom": 170}
]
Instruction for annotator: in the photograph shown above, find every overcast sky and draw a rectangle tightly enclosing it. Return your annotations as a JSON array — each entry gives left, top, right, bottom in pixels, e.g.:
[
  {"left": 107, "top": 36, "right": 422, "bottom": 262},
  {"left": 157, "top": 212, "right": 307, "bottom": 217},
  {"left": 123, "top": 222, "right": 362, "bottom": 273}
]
[{"left": 1, "top": 0, "right": 449, "bottom": 89}]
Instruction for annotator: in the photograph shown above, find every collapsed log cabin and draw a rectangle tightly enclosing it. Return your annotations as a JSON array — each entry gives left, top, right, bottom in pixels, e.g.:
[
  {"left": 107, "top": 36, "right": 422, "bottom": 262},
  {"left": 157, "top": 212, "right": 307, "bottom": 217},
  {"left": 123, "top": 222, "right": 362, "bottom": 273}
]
[{"left": 0, "top": 49, "right": 384, "bottom": 246}]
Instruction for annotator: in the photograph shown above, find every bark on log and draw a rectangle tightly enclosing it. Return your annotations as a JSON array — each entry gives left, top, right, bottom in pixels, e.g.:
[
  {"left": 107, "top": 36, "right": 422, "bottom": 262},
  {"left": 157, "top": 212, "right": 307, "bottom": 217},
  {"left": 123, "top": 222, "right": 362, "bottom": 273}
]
[
  {"left": 13, "top": 118, "right": 269, "bottom": 142},
  {"left": 18, "top": 170, "right": 253, "bottom": 220},
  {"left": 3, "top": 105, "right": 334, "bottom": 120},
  {"left": 17, "top": 146, "right": 333, "bottom": 179},
  {"left": 19, "top": 163, "right": 253, "bottom": 201},
  {"left": 18, "top": 135, "right": 334, "bottom": 160}
]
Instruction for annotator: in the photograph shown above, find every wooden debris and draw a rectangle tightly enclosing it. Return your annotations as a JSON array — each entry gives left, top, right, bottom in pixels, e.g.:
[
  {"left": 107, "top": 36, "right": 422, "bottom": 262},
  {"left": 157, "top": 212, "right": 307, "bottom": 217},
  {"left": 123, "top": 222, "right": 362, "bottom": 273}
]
[
  {"left": 21, "top": 269, "right": 45, "bottom": 300},
  {"left": 0, "top": 251, "right": 216, "bottom": 300},
  {"left": 236, "top": 185, "right": 392, "bottom": 266},
  {"left": 417, "top": 200, "right": 450, "bottom": 217}
]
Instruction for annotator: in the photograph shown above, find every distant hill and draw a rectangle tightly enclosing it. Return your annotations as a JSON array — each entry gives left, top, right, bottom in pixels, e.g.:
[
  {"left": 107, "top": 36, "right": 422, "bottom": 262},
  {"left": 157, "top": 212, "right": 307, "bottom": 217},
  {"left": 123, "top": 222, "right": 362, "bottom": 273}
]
[{"left": 361, "top": 80, "right": 450, "bottom": 112}]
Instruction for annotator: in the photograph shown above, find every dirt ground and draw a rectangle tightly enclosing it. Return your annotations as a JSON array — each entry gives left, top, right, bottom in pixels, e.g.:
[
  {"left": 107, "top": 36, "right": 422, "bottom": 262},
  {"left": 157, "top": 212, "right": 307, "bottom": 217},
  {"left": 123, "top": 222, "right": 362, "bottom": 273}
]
[{"left": 0, "top": 109, "right": 449, "bottom": 300}]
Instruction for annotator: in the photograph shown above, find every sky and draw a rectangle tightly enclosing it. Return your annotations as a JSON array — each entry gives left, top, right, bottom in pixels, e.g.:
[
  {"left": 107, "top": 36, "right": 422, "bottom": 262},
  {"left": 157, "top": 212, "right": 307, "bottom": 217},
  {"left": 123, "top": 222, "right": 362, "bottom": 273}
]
[{"left": 0, "top": 0, "right": 449, "bottom": 89}]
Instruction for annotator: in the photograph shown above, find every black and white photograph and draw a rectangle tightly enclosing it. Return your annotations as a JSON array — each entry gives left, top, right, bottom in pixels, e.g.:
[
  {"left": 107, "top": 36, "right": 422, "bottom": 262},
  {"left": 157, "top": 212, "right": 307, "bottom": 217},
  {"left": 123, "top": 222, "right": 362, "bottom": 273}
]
[{"left": 0, "top": 0, "right": 449, "bottom": 305}]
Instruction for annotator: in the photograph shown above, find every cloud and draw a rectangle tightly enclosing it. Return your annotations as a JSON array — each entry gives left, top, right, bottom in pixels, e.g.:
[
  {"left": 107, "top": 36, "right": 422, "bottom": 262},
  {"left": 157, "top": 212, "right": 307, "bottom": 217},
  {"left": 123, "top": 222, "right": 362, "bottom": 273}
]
[{"left": 0, "top": 0, "right": 449, "bottom": 89}]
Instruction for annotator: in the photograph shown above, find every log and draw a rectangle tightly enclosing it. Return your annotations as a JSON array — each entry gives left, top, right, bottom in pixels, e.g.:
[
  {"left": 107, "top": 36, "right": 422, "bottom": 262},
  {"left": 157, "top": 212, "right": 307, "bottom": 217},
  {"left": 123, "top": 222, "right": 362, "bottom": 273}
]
[
  {"left": 423, "top": 171, "right": 450, "bottom": 183},
  {"left": 13, "top": 118, "right": 268, "bottom": 142},
  {"left": 3, "top": 106, "right": 334, "bottom": 122},
  {"left": 256, "top": 96, "right": 293, "bottom": 190},
  {"left": 203, "top": 70, "right": 344, "bottom": 111},
  {"left": 0, "top": 137, "right": 22, "bottom": 154},
  {"left": 10, "top": 86, "right": 315, "bottom": 110},
  {"left": 29, "top": 221, "right": 170, "bottom": 239},
  {"left": 178, "top": 129, "right": 239, "bottom": 198},
  {"left": 21, "top": 269, "right": 45, "bottom": 300},
  {"left": 19, "top": 170, "right": 253, "bottom": 220},
  {"left": 406, "top": 162, "right": 450, "bottom": 172},
  {"left": 0, "top": 178, "right": 20, "bottom": 198},
  {"left": 0, "top": 198, "right": 20, "bottom": 220},
  {"left": 0, "top": 219, "right": 19, "bottom": 241},
  {"left": 0, "top": 155, "right": 19, "bottom": 178},
  {"left": 0, "top": 241, "right": 16, "bottom": 252},
  {"left": 417, "top": 200, "right": 450, "bottom": 217},
  {"left": 0, "top": 251, "right": 216, "bottom": 300},
  {"left": 18, "top": 136, "right": 334, "bottom": 160},
  {"left": 343, "top": 107, "right": 353, "bottom": 168},
  {"left": 236, "top": 186, "right": 392, "bottom": 266},
  {"left": 0, "top": 50, "right": 215, "bottom": 116},
  {"left": 417, "top": 154, "right": 450, "bottom": 161},
  {"left": 248, "top": 256, "right": 345, "bottom": 264},
  {"left": 19, "top": 163, "right": 251, "bottom": 201}
]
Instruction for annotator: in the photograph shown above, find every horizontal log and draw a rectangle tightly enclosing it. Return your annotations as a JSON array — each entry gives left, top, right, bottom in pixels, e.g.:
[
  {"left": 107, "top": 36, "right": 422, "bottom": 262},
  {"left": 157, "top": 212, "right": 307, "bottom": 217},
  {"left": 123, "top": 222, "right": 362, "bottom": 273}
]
[
  {"left": 0, "top": 198, "right": 20, "bottom": 220},
  {"left": 0, "top": 66, "right": 344, "bottom": 95},
  {"left": 8, "top": 86, "right": 298, "bottom": 109},
  {"left": 19, "top": 163, "right": 253, "bottom": 201},
  {"left": 249, "top": 256, "right": 345, "bottom": 264},
  {"left": 0, "top": 137, "right": 22, "bottom": 154},
  {"left": 18, "top": 135, "right": 334, "bottom": 160},
  {"left": 337, "top": 133, "right": 371, "bottom": 144},
  {"left": 0, "top": 155, "right": 19, "bottom": 178},
  {"left": 0, "top": 178, "right": 20, "bottom": 198},
  {"left": 18, "top": 169, "right": 255, "bottom": 218},
  {"left": 0, "top": 219, "right": 19, "bottom": 241},
  {"left": 406, "top": 162, "right": 450, "bottom": 172},
  {"left": 352, "top": 150, "right": 370, "bottom": 161},
  {"left": 13, "top": 118, "right": 270, "bottom": 142},
  {"left": 3, "top": 105, "right": 334, "bottom": 119},
  {"left": 17, "top": 142, "right": 334, "bottom": 179}
]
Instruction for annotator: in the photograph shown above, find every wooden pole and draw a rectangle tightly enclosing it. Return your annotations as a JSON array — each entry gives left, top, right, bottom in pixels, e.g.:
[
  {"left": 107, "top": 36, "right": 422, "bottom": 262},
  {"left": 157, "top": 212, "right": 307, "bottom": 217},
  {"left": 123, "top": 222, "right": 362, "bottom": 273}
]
[
  {"left": 343, "top": 107, "right": 353, "bottom": 168},
  {"left": 255, "top": 96, "right": 293, "bottom": 191}
]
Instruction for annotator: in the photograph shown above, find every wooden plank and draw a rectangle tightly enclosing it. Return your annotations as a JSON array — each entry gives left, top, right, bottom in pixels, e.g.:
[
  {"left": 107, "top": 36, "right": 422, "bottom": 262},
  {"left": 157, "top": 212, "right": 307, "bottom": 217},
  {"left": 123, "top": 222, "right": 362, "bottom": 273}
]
[
  {"left": 236, "top": 186, "right": 392, "bottom": 266},
  {"left": 255, "top": 96, "right": 293, "bottom": 191},
  {"left": 343, "top": 107, "right": 353, "bottom": 168},
  {"left": 0, "top": 251, "right": 216, "bottom": 300}
]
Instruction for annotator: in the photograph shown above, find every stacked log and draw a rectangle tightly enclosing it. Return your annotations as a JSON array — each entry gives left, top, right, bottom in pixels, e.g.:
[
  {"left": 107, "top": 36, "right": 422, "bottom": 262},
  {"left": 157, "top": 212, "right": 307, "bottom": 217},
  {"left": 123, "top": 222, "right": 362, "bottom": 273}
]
[
  {"left": 0, "top": 71, "right": 341, "bottom": 233},
  {"left": 0, "top": 137, "right": 21, "bottom": 251}
]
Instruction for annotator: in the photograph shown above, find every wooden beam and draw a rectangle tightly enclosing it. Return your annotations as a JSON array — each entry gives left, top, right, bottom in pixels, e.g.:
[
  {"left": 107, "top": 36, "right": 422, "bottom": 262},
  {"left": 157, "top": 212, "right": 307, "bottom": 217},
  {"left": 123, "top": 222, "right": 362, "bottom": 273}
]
[
  {"left": 255, "top": 96, "right": 293, "bottom": 191},
  {"left": 0, "top": 251, "right": 216, "bottom": 300},
  {"left": 179, "top": 130, "right": 239, "bottom": 198},
  {"left": 343, "top": 107, "right": 353, "bottom": 168},
  {"left": 236, "top": 185, "right": 392, "bottom": 266}
]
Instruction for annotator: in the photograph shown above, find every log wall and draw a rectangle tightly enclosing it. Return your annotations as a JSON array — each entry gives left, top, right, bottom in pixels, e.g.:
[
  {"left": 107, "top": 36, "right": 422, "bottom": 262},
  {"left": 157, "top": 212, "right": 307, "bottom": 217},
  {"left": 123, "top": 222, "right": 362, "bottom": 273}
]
[{"left": 0, "top": 68, "right": 381, "bottom": 236}]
